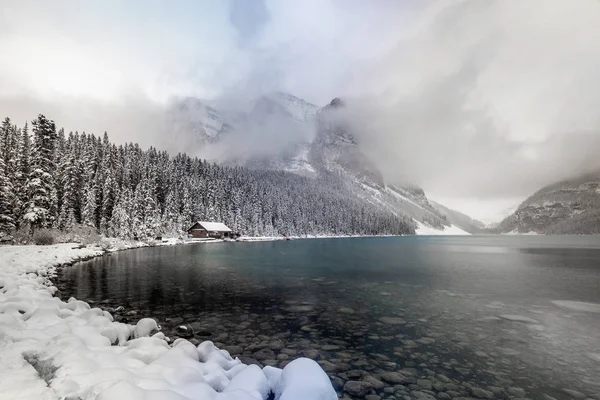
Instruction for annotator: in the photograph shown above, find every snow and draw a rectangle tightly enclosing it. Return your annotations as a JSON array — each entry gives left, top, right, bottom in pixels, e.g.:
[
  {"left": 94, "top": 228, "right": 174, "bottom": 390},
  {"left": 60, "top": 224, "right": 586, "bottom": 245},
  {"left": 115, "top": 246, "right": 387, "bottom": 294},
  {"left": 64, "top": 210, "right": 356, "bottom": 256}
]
[
  {"left": 159, "top": 238, "right": 182, "bottom": 246},
  {"left": 0, "top": 242, "right": 335, "bottom": 399},
  {"left": 282, "top": 144, "right": 317, "bottom": 175},
  {"left": 506, "top": 230, "right": 539, "bottom": 235},
  {"left": 386, "top": 187, "right": 426, "bottom": 211},
  {"left": 196, "top": 221, "right": 232, "bottom": 232},
  {"left": 415, "top": 221, "right": 470, "bottom": 235},
  {"left": 268, "top": 358, "right": 337, "bottom": 400},
  {"left": 269, "top": 92, "right": 319, "bottom": 122}
]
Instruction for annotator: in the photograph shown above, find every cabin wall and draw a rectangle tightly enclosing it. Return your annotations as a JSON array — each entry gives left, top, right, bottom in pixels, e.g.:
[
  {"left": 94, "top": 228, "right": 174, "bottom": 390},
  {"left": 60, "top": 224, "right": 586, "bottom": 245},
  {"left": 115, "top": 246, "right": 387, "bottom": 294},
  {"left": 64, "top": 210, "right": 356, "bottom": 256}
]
[
  {"left": 208, "top": 231, "right": 229, "bottom": 239},
  {"left": 189, "top": 229, "right": 208, "bottom": 238}
]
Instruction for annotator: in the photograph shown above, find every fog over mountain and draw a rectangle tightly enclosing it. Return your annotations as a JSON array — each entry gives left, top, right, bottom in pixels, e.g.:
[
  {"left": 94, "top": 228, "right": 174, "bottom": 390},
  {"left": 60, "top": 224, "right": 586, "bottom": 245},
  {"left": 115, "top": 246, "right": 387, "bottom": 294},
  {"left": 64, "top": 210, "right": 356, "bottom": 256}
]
[{"left": 2, "top": 0, "right": 600, "bottom": 222}]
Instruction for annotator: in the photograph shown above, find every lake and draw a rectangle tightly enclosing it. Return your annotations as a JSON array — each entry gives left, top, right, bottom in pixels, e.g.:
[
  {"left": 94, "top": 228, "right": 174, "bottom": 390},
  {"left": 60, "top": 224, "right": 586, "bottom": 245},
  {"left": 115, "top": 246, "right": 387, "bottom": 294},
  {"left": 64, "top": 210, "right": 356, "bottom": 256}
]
[{"left": 57, "top": 236, "right": 600, "bottom": 400}]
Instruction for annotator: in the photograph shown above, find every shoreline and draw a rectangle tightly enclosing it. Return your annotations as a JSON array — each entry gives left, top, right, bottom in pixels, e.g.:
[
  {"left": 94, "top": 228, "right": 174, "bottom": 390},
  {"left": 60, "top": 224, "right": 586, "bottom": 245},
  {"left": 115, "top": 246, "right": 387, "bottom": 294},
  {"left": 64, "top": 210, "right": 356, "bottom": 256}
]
[{"left": 0, "top": 240, "right": 336, "bottom": 399}]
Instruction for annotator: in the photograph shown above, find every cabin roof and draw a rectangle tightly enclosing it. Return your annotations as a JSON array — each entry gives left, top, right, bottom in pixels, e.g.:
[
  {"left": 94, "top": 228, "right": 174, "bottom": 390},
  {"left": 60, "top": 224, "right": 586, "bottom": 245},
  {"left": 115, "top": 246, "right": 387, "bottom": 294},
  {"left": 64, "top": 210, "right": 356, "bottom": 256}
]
[{"left": 190, "top": 221, "right": 232, "bottom": 232}]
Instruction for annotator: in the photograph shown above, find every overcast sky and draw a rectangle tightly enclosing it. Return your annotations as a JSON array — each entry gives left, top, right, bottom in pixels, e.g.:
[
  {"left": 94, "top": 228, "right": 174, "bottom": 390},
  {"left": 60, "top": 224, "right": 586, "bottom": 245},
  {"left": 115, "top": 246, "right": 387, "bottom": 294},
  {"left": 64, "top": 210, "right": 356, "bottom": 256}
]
[{"left": 1, "top": 0, "right": 600, "bottom": 223}]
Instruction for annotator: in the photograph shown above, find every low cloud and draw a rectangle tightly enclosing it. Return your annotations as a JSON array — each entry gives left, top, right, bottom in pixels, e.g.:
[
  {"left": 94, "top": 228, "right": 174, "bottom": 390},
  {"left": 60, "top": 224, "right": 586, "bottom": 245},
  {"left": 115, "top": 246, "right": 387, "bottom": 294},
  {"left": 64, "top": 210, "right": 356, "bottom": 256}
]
[
  {"left": 339, "top": 0, "right": 600, "bottom": 200},
  {"left": 0, "top": 94, "right": 165, "bottom": 149},
  {"left": 2, "top": 0, "right": 600, "bottom": 221}
]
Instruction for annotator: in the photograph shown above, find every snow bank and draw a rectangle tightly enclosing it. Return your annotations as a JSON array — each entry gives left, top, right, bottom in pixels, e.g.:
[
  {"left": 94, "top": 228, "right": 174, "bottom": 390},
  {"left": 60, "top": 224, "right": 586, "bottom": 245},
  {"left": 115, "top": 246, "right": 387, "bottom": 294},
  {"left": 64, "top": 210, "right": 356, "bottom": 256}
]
[
  {"left": 415, "top": 221, "right": 470, "bottom": 235},
  {"left": 505, "top": 230, "right": 539, "bottom": 235},
  {"left": 0, "top": 243, "right": 335, "bottom": 399},
  {"left": 265, "top": 358, "right": 337, "bottom": 400}
]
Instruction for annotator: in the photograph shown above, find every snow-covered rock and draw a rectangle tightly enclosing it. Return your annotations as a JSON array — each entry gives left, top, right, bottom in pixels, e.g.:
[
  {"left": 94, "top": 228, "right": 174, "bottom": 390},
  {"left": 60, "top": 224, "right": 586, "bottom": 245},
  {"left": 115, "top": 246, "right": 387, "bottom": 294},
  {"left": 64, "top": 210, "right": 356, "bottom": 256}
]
[
  {"left": 267, "top": 358, "right": 338, "bottom": 400},
  {"left": 0, "top": 243, "right": 336, "bottom": 399}
]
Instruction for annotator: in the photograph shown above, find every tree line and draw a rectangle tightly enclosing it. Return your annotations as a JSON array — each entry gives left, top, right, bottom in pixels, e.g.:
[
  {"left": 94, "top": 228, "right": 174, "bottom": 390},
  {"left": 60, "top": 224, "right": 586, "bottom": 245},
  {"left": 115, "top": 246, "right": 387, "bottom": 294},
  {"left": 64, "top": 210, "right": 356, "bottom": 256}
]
[{"left": 0, "top": 115, "right": 414, "bottom": 240}]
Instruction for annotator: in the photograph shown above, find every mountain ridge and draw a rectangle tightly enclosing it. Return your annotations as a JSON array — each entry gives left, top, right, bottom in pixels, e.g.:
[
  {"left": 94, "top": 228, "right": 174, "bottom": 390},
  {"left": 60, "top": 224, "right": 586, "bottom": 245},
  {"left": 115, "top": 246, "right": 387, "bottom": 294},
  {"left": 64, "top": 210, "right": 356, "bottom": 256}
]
[
  {"left": 497, "top": 170, "right": 600, "bottom": 234},
  {"left": 168, "top": 92, "right": 471, "bottom": 235},
  {"left": 430, "top": 201, "right": 486, "bottom": 234}
]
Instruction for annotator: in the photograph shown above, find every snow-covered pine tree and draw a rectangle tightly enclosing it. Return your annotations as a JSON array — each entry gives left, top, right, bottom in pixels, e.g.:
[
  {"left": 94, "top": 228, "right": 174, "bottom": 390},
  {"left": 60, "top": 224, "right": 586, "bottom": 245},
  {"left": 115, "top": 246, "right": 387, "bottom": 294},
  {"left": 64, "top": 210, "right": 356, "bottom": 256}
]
[
  {"left": 53, "top": 128, "right": 67, "bottom": 226},
  {"left": 58, "top": 137, "right": 80, "bottom": 230},
  {"left": 108, "top": 187, "right": 133, "bottom": 239},
  {"left": 81, "top": 181, "right": 97, "bottom": 228},
  {"left": 0, "top": 134, "right": 15, "bottom": 234},
  {"left": 178, "top": 185, "right": 193, "bottom": 233},
  {"left": 100, "top": 173, "right": 118, "bottom": 234},
  {"left": 0, "top": 118, "right": 17, "bottom": 168},
  {"left": 0, "top": 118, "right": 20, "bottom": 230},
  {"left": 162, "top": 188, "right": 180, "bottom": 236},
  {"left": 23, "top": 115, "right": 58, "bottom": 230},
  {"left": 12, "top": 122, "right": 32, "bottom": 230}
]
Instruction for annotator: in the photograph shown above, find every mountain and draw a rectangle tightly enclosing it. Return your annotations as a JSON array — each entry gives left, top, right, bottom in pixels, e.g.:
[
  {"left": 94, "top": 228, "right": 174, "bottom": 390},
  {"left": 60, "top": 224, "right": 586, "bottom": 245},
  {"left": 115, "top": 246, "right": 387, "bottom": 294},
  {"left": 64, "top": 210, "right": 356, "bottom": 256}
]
[
  {"left": 169, "top": 93, "right": 468, "bottom": 235},
  {"left": 497, "top": 171, "right": 600, "bottom": 234},
  {"left": 430, "top": 201, "right": 485, "bottom": 233},
  {"left": 168, "top": 97, "right": 233, "bottom": 143}
]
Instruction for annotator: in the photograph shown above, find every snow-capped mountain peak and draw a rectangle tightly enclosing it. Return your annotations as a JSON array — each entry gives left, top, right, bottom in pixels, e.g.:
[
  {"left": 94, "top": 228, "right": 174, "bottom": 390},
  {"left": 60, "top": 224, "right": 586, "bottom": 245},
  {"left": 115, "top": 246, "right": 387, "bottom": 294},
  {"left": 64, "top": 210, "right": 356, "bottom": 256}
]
[{"left": 267, "top": 92, "right": 320, "bottom": 122}]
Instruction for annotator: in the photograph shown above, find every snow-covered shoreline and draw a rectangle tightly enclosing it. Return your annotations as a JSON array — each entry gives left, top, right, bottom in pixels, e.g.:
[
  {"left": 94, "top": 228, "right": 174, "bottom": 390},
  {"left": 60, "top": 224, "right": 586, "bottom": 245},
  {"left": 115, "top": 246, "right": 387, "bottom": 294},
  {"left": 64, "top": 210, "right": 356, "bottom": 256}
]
[{"left": 0, "top": 241, "right": 336, "bottom": 400}]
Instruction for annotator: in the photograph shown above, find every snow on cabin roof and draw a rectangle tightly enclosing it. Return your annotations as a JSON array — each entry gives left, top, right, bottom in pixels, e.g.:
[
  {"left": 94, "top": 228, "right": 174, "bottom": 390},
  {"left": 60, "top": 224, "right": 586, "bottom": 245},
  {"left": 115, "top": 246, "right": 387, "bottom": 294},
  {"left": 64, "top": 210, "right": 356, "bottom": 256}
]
[{"left": 194, "top": 221, "right": 232, "bottom": 232}]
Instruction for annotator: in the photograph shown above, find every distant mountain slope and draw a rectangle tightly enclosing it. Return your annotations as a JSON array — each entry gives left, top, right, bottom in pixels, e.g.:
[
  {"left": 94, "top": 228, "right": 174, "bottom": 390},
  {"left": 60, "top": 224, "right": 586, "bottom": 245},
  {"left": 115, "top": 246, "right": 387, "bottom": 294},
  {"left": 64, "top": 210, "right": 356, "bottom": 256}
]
[
  {"left": 169, "top": 93, "right": 469, "bottom": 235},
  {"left": 430, "top": 201, "right": 485, "bottom": 233},
  {"left": 168, "top": 97, "right": 233, "bottom": 143},
  {"left": 498, "top": 171, "right": 600, "bottom": 234}
]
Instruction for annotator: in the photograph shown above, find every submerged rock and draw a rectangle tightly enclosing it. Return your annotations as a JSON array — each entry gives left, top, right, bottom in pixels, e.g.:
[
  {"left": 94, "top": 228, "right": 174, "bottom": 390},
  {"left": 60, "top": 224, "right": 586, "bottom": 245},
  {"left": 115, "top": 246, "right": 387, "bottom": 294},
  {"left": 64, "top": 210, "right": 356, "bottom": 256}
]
[
  {"left": 507, "top": 387, "right": 526, "bottom": 397},
  {"left": 344, "top": 380, "right": 369, "bottom": 397},
  {"left": 175, "top": 325, "right": 194, "bottom": 338},
  {"left": 417, "top": 379, "right": 433, "bottom": 390},
  {"left": 286, "top": 305, "right": 314, "bottom": 312},
  {"left": 223, "top": 345, "right": 243, "bottom": 355},
  {"left": 317, "top": 360, "right": 341, "bottom": 372},
  {"left": 362, "top": 375, "right": 386, "bottom": 390},
  {"left": 561, "top": 389, "right": 587, "bottom": 399},
  {"left": 471, "top": 387, "right": 493, "bottom": 399},
  {"left": 379, "top": 371, "right": 410, "bottom": 384},
  {"left": 379, "top": 317, "right": 407, "bottom": 325},
  {"left": 253, "top": 348, "right": 277, "bottom": 360},
  {"left": 412, "top": 391, "right": 437, "bottom": 400},
  {"left": 497, "top": 315, "right": 540, "bottom": 324}
]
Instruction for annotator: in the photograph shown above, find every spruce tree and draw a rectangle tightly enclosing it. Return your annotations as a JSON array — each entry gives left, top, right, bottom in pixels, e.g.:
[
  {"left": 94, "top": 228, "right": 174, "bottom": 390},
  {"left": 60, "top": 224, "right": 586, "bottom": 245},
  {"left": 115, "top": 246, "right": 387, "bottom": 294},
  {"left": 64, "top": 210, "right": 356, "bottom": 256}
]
[
  {"left": 13, "top": 123, "right": 32, "bottom": 229},
  {"left": 0, "top": 137, "right": 15, "bottom": 234},
  {"left": 24, "top": 115, "right": 57, "bottom": 230},
  {"left": 81, "top": 182, "right": 97, "bottom": 227},
  {"left": 109, "top": 188, "right": 132, "bottom": 239},
  {"left": 1, "top": 118, "right": 20, "bottom": 226}
]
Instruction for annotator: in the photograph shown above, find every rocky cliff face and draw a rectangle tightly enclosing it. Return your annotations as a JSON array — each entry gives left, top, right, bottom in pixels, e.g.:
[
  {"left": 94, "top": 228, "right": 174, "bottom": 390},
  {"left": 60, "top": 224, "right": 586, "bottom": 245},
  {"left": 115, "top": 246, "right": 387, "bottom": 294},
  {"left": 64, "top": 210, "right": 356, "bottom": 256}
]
[
  {"left": 309, "top": 98, "right": 385, "bottom": 188},
  {"left": 498, "top": 171, "right": 600, "bottom": 234}
]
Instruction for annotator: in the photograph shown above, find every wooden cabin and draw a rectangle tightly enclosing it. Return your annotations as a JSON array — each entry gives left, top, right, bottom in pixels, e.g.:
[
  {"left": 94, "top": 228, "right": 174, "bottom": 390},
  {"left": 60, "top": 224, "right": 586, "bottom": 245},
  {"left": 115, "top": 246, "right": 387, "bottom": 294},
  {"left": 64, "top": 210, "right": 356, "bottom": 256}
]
[{"left": 187, "top": 221, "right": 232, "bottom": 239}]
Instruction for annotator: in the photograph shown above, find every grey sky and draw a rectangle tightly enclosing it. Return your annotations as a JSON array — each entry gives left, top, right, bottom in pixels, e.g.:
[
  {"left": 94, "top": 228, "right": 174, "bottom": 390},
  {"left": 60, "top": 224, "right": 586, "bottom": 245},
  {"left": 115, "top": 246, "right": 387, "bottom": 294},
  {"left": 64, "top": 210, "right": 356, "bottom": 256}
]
[{"left": 1, "top": 0, "right": 599, "bottom": 223}]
